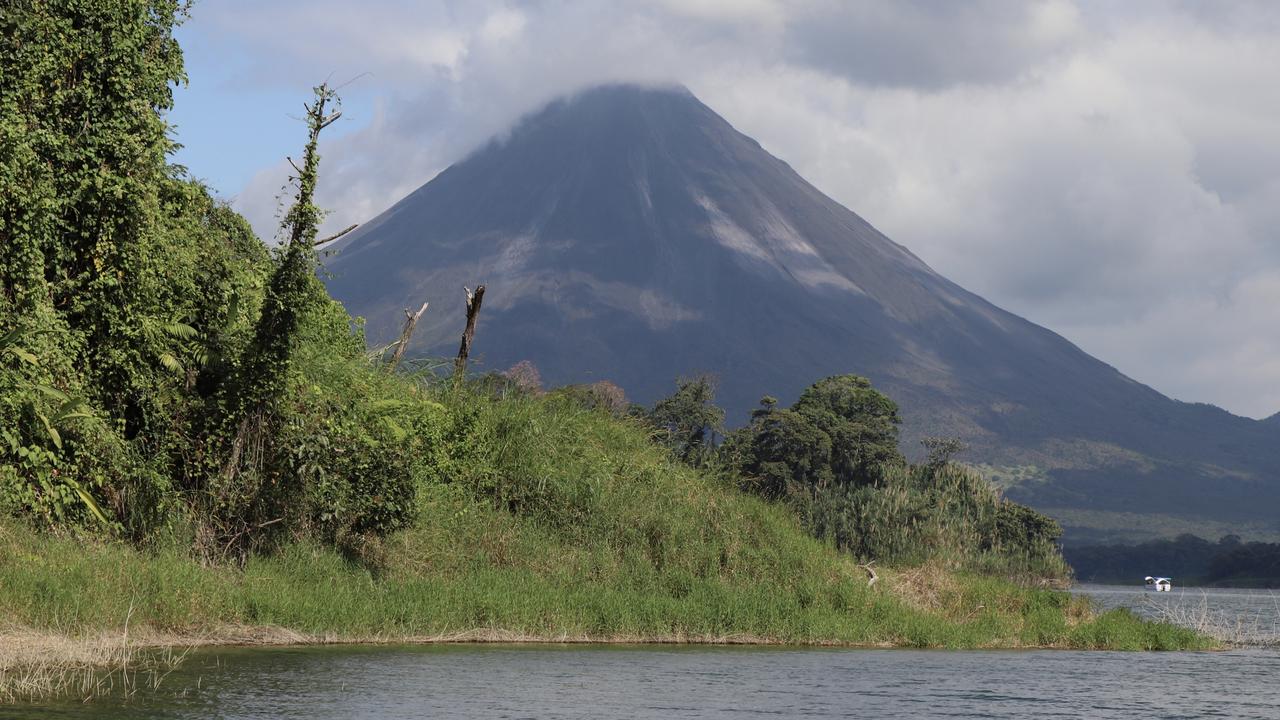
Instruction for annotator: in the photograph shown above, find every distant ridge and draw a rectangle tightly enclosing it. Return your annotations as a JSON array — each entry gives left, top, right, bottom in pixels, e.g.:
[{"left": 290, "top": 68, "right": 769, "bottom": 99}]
[{"left": 324, "top": 84, "right": 1280, "bottom": 543}]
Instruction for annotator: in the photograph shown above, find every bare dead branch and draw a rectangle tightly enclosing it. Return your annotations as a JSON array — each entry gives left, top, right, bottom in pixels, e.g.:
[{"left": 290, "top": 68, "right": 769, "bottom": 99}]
[
  {"left": 859, "top": 561, "right": 879, "bottom": 588},
  {"left": 314, "top": 223, "right": 358, "bottom": 247}
]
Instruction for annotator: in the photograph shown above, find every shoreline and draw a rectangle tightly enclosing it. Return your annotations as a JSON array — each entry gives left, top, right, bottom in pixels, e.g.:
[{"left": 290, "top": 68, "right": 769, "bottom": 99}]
[
  {"left": 0, "top": 609, "right": 1226, "bottom": 703},
  {"left": 0, "top": 618, "right": 1218, "bottom": 666}
]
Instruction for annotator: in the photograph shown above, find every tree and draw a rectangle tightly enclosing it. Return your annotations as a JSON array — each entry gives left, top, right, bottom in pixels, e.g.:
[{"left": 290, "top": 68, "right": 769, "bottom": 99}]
[
  {"left": 502, "top": 360, "right": 544, "bottom": 395},
  {"left": 204, "top": 83, "right": 346, "bottom": 558},
  {"left": 793, "top": 375, "right": 904, "bottom": 485},
  {"left": 646, "top": 375, "right": 725, "bottom": 466},
  {"left": 0, "top": 0, "right": 241, "bottom": 533},
  {"left": 553, "top": 381, "right": 628, "bottom": 415},
  {"left": 921, "top": 436, "right": 968, "bottom": 469},
  {"left": 731, "top": 375, "right": 904, "bottom": 498},
  {"left": 740, "top": 407, "right": 833, "bottom": 499},
  {"left": 1, "top": 4, "right": 429, "bottom": 562}
]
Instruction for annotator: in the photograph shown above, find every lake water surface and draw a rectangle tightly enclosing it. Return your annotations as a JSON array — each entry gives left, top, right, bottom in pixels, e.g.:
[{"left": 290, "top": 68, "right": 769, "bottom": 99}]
[{"left": 12, "top": 586, "right": 1279, "bottom": 720}]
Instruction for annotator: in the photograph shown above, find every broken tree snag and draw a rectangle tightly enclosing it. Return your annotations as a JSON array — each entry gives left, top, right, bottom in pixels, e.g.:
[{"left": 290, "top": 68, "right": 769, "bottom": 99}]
[
  {"left": 858, "top": 561, "right": 879, "bottom": 588},
  {"left": 454, "top": 284, "right": 486, "bottom": 382},
  {"left": 385, "top": 301, "right": 429, "bottom": 373}
]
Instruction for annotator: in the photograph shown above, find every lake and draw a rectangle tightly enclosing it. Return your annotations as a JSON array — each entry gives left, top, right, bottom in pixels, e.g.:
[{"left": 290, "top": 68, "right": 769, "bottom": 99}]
[{"left": 13, "top": 586, "right": 1279, "bottom": 720}]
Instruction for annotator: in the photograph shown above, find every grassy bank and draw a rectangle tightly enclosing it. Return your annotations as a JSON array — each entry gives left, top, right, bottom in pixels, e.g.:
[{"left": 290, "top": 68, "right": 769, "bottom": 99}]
[
  {"left": 2, "top": 512, "right": 1204, "bottom": 651},
  {"left": 0, "top": 522, "right": 1212, "bottom": 701},
  {"left": 1, "top": 404, "right": 1212, "bottom": 701},
  {"left": 2, "top": 391, "right": 1212, "bottom": 701}
]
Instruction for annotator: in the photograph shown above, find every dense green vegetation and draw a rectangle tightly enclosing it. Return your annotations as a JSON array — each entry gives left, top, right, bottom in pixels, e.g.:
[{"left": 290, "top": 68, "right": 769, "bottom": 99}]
[
  {"left": 0, "top": 6, "right": 1208, "bottom": 693},
  {"left": 0, "top": 385, "right": 1205, "bottom": 648},
  {"left": 1, "top": 1, "right": 423, "bottom": 561},
  {"left": 1067, "top": 534, "right": 1280, "bottom": 588},
  {"left": 639, "top": 376, "right": 1068, "bottom": 581},
  {"left": 0, "top": 374, "right": 1201, "bottom": 654}
]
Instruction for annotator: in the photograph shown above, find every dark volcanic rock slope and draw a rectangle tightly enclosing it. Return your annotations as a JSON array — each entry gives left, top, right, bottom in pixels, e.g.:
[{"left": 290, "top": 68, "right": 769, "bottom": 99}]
[{"left": 324, "top": 84, "right": 1280, "bottom": 540}]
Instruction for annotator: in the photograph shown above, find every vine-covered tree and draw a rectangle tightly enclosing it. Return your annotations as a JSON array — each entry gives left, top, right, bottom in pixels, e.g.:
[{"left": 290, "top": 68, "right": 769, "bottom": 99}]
[
  {"left": 645, "top": 375, "right": 725, "bottom": 466},
  {"left": 1, "top": 2, "right": 428, "bottom": 562}
]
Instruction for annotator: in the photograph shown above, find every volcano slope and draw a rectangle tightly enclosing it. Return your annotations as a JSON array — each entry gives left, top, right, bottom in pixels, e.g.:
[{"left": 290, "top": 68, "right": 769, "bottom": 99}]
[{"left": 323, "top": 84, "right": 1280, "bottom": 543}]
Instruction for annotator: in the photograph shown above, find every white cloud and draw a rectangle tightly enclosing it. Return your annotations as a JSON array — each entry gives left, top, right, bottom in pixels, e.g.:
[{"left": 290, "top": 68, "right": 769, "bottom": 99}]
[{"left": 186, "top": 0, "right": 1280, "bottom": 418}]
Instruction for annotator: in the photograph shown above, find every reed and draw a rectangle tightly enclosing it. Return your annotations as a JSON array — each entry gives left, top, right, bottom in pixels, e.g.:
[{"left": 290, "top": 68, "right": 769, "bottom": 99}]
[
  {"left": 0, "top": 625, "right": 189, "bottom": 703},
  {"left": 1142, "top": 591, "right": 1280, "bottom": 648}
]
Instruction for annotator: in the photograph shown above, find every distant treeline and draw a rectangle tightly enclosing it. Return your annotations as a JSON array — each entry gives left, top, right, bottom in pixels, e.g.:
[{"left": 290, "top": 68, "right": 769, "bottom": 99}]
[{"left": 1065, "top": 534, "right": 1280, "bottom": 588}]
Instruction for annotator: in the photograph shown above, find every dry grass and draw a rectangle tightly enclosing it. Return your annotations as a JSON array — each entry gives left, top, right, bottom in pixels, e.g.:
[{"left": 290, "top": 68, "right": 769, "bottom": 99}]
[
  {"left": 0, "top": 627, "right": 186, "bottom": 703},
  {"left": 0, "top": 621, "right": 887, "bottom": 703},
  {"left": 879, "top": 560, "right": 965, "bottom": 614},
  {"left": 1142, "top": 591, "right": 1280, "bottom": 648},
  {"left": 0, "top": 605, "right": 331, "bottom": 704}
]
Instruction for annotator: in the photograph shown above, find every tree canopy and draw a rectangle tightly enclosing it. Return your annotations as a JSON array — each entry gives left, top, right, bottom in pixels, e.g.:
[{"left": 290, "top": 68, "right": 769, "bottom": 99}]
[
  {"left": 731, "top": 375, "right": 904, "bottom": 497},
  {"left": 645, "top": 375, "right": 725, "bottom": 466}
]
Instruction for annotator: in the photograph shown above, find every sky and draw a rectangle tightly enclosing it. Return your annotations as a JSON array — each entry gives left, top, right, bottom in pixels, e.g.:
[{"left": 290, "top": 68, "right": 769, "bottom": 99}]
[{"left": 167, "top": 0, "right": 1280, "bottom": 420}]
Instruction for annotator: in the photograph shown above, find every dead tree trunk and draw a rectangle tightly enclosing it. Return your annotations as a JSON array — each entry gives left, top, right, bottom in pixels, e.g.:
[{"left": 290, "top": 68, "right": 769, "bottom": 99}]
[
  {"left": 385, "top": 302, "right": 428, "bottom": 373},
  {"left": 453, "top": 285, "right": 485, "bottom": 383}
]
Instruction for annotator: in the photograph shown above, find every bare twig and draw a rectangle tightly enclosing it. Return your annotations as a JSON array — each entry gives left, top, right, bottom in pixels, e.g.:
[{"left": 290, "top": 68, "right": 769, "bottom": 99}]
[
  {"left": 1142, "top": 590, "right": 1280, "bottom": 648},
  {"left": 318, "top": 110, "right": 342, "bottom": 129}
]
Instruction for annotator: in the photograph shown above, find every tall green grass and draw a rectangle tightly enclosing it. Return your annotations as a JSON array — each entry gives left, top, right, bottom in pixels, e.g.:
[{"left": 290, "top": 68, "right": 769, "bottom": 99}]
[
  {"left": 0, "top": 515, "right": 1207, "bottom": 650},
  {"left": 0, "top": 386, "right": 1210, "bottom": 652},
  {"left": 794, "top": 462, "right": 1071, "bottom": 582}
]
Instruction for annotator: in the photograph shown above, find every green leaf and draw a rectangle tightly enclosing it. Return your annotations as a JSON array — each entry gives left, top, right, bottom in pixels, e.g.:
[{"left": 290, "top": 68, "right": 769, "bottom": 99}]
[
  {"left": 163, "top": 322, "right": 199, "bottom": 340},
  {"left": 0, "top": 328, "right": 22, "bottom": 348},
  {"left": 38, "top": 413, "right": 62, "bottom": 451},
  {"left": 225, "top": 295, "right": 241, "bottom": 325},
  {"left": 159, "top": 352, "right": 184, "bottom": 374},
  {"left": 34, "top": 385, "right": 70, "bottom": 403},
  {"left": 381, "top": 417, "right": 408, "bottom": 443},
  {"left": 56, "top": 398, "right": 87, "bottom": 415},
  {"left": 72, "top": 483, "right": 110, "bottom": 526},
  {"left": 3, "top": 345, "right": 38, "bottom": 365},
  {"left": 369, "top": 399, "right": 407, "bottom": 413}
]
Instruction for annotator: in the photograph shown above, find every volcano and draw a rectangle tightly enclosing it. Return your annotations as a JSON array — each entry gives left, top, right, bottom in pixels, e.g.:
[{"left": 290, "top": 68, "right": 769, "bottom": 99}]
[{"left": 323, "top": 84, "right": 1280, "bottom": 542}]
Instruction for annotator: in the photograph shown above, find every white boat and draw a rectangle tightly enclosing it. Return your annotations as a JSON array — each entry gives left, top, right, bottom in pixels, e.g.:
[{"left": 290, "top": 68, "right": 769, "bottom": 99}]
[{"left": 1144, "top": 576, "right": 1172, "bottom": 592}]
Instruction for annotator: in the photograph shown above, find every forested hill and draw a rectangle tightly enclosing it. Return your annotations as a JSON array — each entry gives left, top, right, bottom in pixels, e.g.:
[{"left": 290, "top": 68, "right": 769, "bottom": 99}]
[{"left": 322, "top": 84, "right": 1280, "bottom": 542}]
